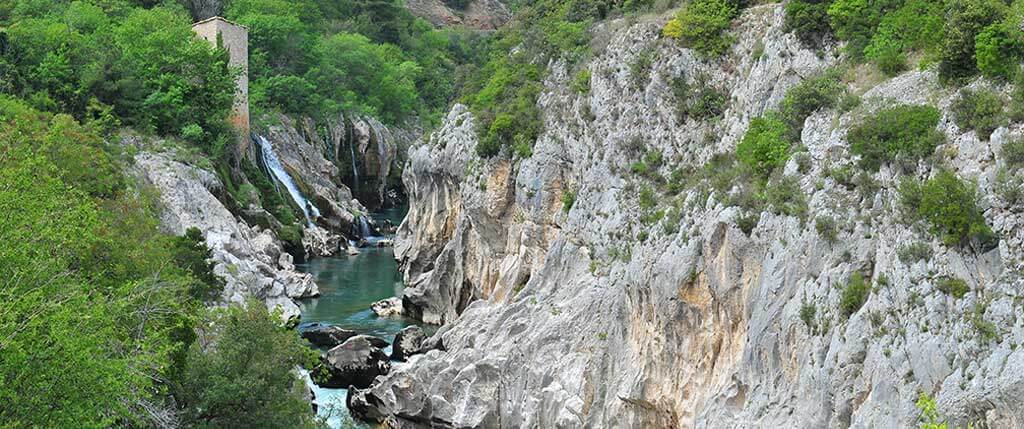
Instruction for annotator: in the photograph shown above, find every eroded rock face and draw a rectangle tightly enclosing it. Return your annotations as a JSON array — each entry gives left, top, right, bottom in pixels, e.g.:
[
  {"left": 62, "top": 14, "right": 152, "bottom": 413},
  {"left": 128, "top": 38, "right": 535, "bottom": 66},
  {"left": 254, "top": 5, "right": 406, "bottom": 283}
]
[
  {"left": 403, "top": 0, "right": 510, "bottom": 30},
  {"left": 315, "top": 336, "right": 391, "bottom": 389},
  {"left": 361, "top": 4, "right": 1024, "bottom": 428},
  {"left": 263, "top": 113, "right": 413, "bottom": 213},
  {"left": 391, "top": 326, "right": 427, "bottom": 361},
  {"left": 133, "top": 151, "right": 318, "bottom": 321}
]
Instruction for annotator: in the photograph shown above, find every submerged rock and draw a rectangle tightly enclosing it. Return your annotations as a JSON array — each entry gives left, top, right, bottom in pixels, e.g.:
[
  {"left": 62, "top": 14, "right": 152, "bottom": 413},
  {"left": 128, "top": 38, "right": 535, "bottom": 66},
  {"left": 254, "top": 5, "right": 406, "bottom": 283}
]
[
  {"left": 391, "top": 326, "right": 426, "bottom": 361},
  {"left": 371, "top": 297, "right": 404, "bottom": 317},
  {"left": 314, "top": 336, "right": 391, "bottom": 389},
  {"left": 299, "top": 324, "right": 357, "bottom": 348}
]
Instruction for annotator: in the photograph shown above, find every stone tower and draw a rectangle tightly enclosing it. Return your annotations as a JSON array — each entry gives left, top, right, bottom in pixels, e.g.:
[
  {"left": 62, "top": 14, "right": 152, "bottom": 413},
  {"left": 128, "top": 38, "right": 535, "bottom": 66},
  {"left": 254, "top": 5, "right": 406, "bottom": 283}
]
[{"left": 191, "top": 17, "right": 249, "bottom": 143}]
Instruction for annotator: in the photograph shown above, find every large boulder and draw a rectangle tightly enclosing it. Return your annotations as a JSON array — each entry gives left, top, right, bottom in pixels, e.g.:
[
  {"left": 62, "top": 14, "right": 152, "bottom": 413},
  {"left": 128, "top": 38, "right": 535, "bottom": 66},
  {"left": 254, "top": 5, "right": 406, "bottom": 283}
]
[
  {"left": 314, "top": 336, "right": 391, "bottom": 389},
  {"left": 350, "top": 334, "right": 389, "bottom": 349},
  {"left": 371, "top": 297, "right": 404, "bottom": 317},
  {"left": 391, "top": 326, "right": 427, "bottom": 361},
  {"left": 300, "top": 323, "right": 357, "bottom": 348}
]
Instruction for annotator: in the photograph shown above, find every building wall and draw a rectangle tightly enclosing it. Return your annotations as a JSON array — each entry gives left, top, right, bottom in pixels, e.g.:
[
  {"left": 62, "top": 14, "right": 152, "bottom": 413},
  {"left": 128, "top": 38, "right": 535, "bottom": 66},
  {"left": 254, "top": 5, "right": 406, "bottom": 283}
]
[{"left": 192, "top": 17, "right": 249, "bottom": 138}]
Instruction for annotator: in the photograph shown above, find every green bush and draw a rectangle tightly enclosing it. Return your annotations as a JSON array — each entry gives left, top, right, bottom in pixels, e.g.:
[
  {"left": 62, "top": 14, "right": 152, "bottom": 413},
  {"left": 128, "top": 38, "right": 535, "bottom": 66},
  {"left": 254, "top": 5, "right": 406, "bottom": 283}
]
[
  {"left": 939, "top": 0, "right": 1008, "bottom": 82},
  {"left": 572, "top": 69, "right": 592, "bottom": 94},
  {"left": 785, "top": 0, "right": 833, "bottom": 47},
  {"left": 737, "top": 115, "right": 790, "bottom": 177},
  {"left": 935, "top": 276, "right": 970, "bottom": 298},
  {"left": 899, "top": 171, "right": 996, "bottom": 248},
  {"left": 779, "top": 70, "right": 845, "bottom": 140},
  {"left": 766, "top": 174, "right": 808, "bottom": 220},
  {"left": 672, "top": 74, "right": 727, "bottom": 122},
  {"left": 663, "top": 0, "right": 739, "bottom": 57},
  {"left": 951, "top": 88, "right": 1006, "bottom": 141},
  {"left": 898, "top": 241, "right": 933, "bottom": 263},
  {"left": 172, "top": 303, "right": 319, "bottom": 429},
  {"left": 847, "top": 105, "right": 944, "bottom": 171},
  {"left": 975, "top": 22, "right": 1024, "bottom": 79},
  {"left": 815, "top": 215, "right": 839, "bottom": 244},
  {"left": 1003, "top": 138, "right": 1024, "bottom": 168},
  {"left": 639, "top": 185, "right": 657, "bottom": 210},
  {"left": 562, "top": 189, "right": 577, "bottom": 213},
  {"left": 629, "top": 49, "right": 655, "bottom": 89},
  {"left": 840, "top": 272, "right": 870, "bottom": 318},
  {"left": 799, "top": 300, "right": 817, "bottom": 331},
  {"left": 827, "top": 0, "right": 896, "bottom": 58},
  {"left": 863, "top": 0, "right": 944, "bottom": 75}
]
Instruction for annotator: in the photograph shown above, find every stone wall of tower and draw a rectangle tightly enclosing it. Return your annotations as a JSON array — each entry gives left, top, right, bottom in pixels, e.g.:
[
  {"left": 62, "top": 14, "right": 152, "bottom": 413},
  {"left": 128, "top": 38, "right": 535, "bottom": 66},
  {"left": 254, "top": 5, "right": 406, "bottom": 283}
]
[{"left": 192, "top": 17, "right": 249, "bottom": 140}]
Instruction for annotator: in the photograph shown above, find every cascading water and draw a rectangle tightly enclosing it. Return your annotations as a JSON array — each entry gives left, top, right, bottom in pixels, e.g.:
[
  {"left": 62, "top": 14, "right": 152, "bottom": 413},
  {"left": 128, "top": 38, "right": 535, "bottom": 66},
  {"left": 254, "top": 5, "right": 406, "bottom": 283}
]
[
  {"left": 349, "top": 135, "right": 359, "bottom": 195},
  {"left": 254, "top": 135, "right": 321, "bottom": 226}
]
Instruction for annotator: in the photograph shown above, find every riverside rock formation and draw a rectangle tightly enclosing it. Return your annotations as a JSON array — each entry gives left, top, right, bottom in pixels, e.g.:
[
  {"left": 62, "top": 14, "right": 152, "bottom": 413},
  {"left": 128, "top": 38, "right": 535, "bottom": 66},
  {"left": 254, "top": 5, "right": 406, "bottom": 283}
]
[
  {"left": 262, "top": 112, "right": 412, "bottom": 214},
  {"left": 358, "top": 4, "right": 1024, "bottom": 428},
  {"left": 133, "top": 150, "right": 318, "bottom": 321}
]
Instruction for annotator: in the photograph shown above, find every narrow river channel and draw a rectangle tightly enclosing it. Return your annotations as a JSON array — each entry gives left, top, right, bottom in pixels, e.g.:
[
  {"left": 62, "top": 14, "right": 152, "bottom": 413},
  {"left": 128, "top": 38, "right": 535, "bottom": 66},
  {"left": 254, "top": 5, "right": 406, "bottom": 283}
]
[{"left": 297, "top": 208, "right": 425, "bottom": 428}]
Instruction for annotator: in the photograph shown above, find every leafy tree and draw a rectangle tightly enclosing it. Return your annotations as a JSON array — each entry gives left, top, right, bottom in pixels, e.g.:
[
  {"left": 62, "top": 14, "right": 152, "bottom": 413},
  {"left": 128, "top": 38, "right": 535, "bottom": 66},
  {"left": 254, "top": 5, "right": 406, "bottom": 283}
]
[
  {"left": 975, "top": 21, "right": 1024, "bottom": 79},
  {"left": 785, "top": 0, "right": 834, "bottom": 47},
  {"left": 939, "top": 0, "right": 1008, "bottom": 82},
  {"left": 172, "top": 303, "right": 319, "bottom": 429},
  {"left": 899, "top": 171, "right": 996, "bottom": 247}
]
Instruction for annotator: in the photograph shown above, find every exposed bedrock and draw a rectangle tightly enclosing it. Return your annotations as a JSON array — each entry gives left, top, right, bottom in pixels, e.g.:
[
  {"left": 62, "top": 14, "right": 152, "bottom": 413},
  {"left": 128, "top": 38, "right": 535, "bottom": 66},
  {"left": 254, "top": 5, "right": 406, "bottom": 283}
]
[{"left": 360, "top": 4, "right": 1024, "bottom": 428}]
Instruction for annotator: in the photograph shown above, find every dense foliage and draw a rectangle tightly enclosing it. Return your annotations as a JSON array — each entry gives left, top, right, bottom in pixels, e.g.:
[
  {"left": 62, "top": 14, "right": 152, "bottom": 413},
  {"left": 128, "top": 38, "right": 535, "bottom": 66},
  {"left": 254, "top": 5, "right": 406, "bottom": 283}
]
[
  {"left": 847, "top": 105, "right": 944, "bottom": 171},
  {"left": 1, "top": 1, "right": 237, "bottom": 159},
  {"left": 225, "top": 0, "right": 474, "bottom": 125},
  {"left": 899, "top": 171, "right": 996, "bottom": 248},
  {"left": 786, "top": 0, "right": 1022, "bottom": 81},
  {"left": 663, "top": 0, "right": 740, "bottom": 57},
  {"left": 951, "top": 87, "right": 1006, "bottom": 141},
  {"left": 0, "top": 80, "right": 315, "bottom": 429}
]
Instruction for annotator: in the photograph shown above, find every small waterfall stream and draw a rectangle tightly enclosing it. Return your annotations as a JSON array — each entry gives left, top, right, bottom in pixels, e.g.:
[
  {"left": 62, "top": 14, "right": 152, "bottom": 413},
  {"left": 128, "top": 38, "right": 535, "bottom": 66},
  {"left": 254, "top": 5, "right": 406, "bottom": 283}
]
[{"left": 255, "top": 135, "right": 320, "bottom": 226}]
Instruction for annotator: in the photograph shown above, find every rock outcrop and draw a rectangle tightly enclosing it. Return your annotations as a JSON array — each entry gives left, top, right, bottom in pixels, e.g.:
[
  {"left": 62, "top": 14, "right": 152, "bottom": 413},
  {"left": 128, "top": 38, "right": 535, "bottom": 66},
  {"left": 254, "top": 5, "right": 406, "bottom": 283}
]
[
  {"left": 358, "top": 4, "right": 1024, "bottom": 428},
  {"left": 133, "top": 150, "right": 318, "bottom": 321},
  {"left": 404, "top": 0, "right": 510, "bottom": 30},
  {"left": 300, "top": 323, "right": 358, "bottom": 348},
  {"left": 391, "top": 326, "right": 427, "bottom": 361},
  {"left": 315, "top": 336, "right": 392, "bottom": 389},
  {"left": 371, "top": 297, "right": 404, "bottom": 317},
  {"left": 263, "top": 112, "right": 413, "bottom": 214}
]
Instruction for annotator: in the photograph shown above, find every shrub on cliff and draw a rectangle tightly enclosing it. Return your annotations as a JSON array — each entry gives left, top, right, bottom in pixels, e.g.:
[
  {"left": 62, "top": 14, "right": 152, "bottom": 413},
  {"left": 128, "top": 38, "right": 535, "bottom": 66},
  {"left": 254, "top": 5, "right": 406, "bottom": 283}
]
[
  {"left": 899, "top": 171, "right": 996, "bottom": 248},
  {"left": 847, "top": 105, "right": 944, "bottom": 171},
  {"left": 785, "top": 0, "right": 833, "bottom": 47},
  {"left": 737, "top": 115, "right": 790, "bottom": 178},
  {"left": 939, "top": 0, "right": 1009, "bottom": 82},
  {"left": 663, "top": 0, "right": 740, "bottom": 57},
  {"left": 839, "top": 272, "right": 870, "bottom": 318},
  {"left": 951, "top": 88, "right": 1006, "bottom": 141}
]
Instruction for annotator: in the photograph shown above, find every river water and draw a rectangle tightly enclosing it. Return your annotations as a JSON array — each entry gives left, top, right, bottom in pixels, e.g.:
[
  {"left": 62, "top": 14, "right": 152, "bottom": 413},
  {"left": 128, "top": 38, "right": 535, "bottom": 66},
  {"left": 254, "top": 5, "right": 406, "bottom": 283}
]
[{"left": 297, "top": 208, "right": 420, "bottom": 428}]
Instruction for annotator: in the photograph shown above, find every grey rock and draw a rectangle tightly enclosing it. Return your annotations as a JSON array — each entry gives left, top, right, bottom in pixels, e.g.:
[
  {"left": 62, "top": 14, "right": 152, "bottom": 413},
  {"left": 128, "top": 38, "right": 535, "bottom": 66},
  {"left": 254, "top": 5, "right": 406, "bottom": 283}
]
[
  {"left": 133, "top": 150, "right": 318, "bottom": 321},
  {"left": 391, "top": 326, "right": 427, "bottom": 361},
  {"left": 359, "top": 4, "right": 1024, "bottom": 428},
  {"left": 314, "top": 336, "right": 391, "bottom": 389},
  {"left": 300, "top": 324, "right": 358, "bottom": 348},
  {"left": 371, "top": 297, "right": 404, "bottom": 317}
]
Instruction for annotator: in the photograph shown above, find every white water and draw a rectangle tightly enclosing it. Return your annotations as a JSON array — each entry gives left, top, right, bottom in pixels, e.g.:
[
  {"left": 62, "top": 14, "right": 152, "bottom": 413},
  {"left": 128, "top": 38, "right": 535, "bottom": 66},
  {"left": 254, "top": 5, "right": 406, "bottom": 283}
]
[{"left": 255, "top": 135, "right": 321, "bottom": 226}]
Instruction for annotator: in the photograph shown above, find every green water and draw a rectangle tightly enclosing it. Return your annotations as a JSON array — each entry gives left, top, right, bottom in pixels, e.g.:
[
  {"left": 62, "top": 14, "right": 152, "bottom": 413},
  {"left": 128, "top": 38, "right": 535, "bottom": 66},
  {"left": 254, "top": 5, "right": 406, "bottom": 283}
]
[{"left": 296, "top": 207, "right": 417, "bottom": 428}]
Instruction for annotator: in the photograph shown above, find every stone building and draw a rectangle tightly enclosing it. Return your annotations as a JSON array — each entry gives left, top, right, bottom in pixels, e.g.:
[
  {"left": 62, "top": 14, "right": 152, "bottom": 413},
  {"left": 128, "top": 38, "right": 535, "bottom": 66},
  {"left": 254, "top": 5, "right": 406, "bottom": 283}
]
[{"left": 191, "top": 17, "right": 249, "bottom": 141}]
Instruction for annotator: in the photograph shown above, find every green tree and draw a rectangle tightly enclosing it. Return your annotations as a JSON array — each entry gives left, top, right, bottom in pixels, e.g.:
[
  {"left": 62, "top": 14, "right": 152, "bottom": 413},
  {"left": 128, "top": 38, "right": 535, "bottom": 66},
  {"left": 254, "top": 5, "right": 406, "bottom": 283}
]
[{"left": 172, "top": 303, "right": 320, "bottom": 429}]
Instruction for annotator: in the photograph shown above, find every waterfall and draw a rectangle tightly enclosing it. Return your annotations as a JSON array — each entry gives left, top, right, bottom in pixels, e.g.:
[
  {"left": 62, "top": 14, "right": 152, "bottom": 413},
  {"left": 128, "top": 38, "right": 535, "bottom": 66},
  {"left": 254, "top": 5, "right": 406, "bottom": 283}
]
[
  {"left": 349, "top": 134, "right": 359, "bottom": 194},
  {"left": 358, "top": 216, "right": 372, "bottom": 237},
  {"left": 254, "top": 135, "right": 320, "bottom": 226}
]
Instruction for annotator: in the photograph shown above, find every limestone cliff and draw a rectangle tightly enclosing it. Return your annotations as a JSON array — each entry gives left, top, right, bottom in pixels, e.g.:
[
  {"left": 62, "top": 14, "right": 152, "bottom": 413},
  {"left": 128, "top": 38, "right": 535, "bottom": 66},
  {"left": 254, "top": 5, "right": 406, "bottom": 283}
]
[
  {"left": 133, "top": 150, "right": 318, "bottom": 321},
  {"left": 354, "top": 5, "right": 1024, "bottom": 428}
]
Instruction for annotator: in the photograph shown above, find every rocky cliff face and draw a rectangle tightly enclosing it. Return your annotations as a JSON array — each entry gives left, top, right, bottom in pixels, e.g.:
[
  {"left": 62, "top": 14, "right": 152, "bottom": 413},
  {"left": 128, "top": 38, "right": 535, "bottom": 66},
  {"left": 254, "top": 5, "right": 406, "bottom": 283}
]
[
  {"left": 133, "top": 150, "right": 317, "bottom": 321},
  {"left": 404, "top": 0, "right": 510, "bottom": 30},
  {"left": 262, "top": 112, "right": 413, "bottom": 214},
  {"left": 355, "top": 5, "right": 1024, "bottom": 427}
]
